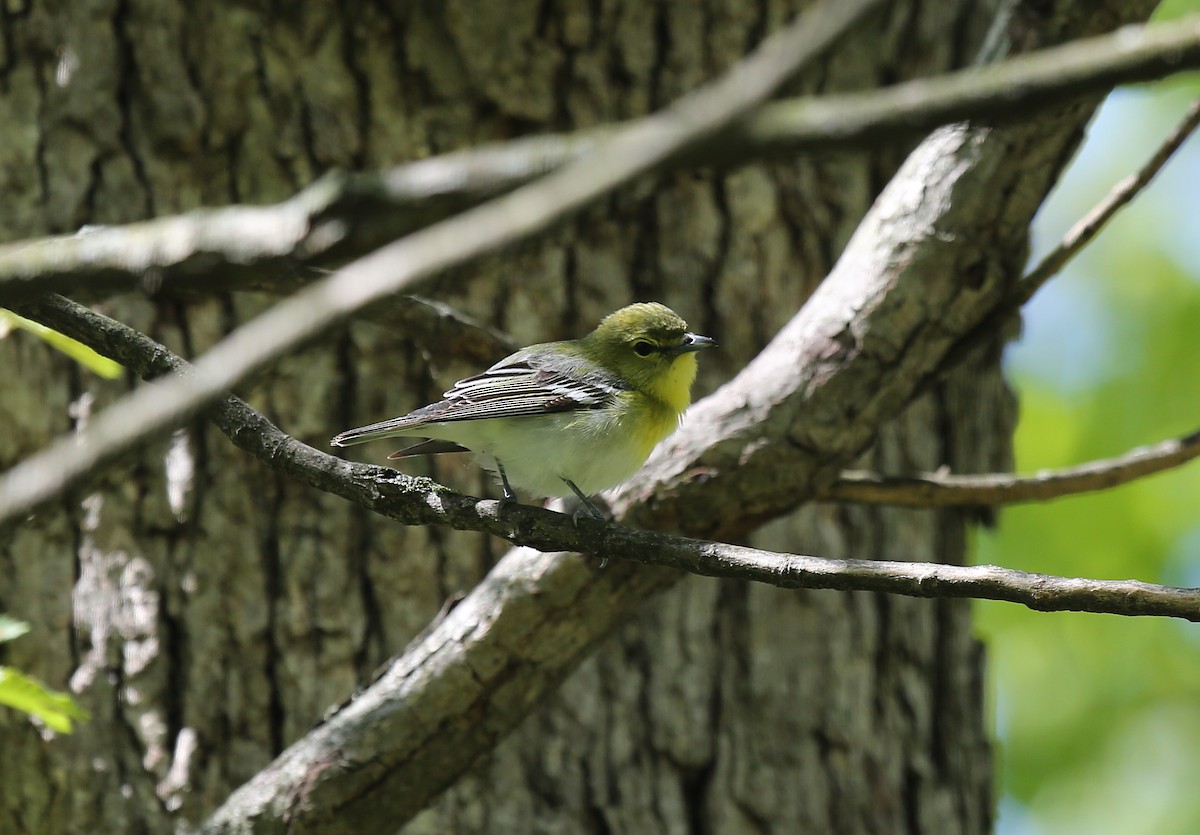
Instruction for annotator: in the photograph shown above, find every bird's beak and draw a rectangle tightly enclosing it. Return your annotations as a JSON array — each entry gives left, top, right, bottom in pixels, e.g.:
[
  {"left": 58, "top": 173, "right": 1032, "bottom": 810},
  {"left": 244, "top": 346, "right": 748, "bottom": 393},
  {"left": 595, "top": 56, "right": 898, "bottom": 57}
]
[{"left": 675, "top": 332, "right": 717, "bottom": 353}]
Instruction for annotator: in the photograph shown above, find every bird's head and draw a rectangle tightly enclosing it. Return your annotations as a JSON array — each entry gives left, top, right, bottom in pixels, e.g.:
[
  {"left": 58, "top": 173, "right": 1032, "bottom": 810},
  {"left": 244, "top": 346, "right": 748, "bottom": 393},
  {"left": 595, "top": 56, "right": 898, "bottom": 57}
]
[{"left": 585, "top": 302, "right": 716, "bottom": 413}]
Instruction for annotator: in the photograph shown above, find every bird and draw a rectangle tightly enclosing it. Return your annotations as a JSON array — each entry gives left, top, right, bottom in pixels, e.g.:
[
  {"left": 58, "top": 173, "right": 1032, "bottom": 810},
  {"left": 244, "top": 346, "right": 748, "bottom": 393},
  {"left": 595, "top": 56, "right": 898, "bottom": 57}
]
[{"left": 330, "top": 302, "right": 716, "bottom": 518}]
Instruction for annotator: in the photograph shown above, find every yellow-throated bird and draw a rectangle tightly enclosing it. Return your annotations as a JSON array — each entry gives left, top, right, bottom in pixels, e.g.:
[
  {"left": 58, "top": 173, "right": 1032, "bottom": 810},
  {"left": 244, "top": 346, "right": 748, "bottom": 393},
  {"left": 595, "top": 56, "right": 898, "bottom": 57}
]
[{"left": 331, "top": 302, "right": 715, "bottom": 518}]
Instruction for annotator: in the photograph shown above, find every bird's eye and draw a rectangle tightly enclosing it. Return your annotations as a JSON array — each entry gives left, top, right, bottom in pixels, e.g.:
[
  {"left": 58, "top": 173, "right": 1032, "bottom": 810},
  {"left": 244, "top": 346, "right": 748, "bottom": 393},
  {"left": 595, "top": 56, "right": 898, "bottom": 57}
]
[{"left": 633, "top": 340, "right": 655, "bottom": 357}]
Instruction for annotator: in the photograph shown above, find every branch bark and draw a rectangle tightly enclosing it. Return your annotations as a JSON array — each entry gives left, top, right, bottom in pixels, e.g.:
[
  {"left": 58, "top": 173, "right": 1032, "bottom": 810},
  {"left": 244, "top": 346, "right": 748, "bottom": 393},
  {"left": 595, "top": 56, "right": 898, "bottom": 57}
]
[
  {"left": 823, "top": 100, "right": 1200, "bottom": 507},
  {"left": 827, "top": 427, "right": 1200, "bottom": 506}
]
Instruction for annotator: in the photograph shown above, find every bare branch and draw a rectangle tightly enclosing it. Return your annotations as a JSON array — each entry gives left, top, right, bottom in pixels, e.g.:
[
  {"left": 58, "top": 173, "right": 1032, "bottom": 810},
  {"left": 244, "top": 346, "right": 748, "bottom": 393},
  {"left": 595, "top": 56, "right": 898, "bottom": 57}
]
[
  {"left": 833, "top": 86, "right": 1199, "bottom": 514},
  {"left": 0, "top": 0, "right": 886, "bottom": 529},
  {"left": 827, "top": 428, "right": 1200, "bottom": 506},
  {"left": 924, "top": 93, "right": 1200, "bottom": 390},
  {"left": 1018, "top": 97, "right": 1200, "bottom": 304},
  {"left": 1, "top": 17, "right": 1198, "bottom": 306},
  {"left": 732, "top": 17, "right": 1200, "bottom": 155}
]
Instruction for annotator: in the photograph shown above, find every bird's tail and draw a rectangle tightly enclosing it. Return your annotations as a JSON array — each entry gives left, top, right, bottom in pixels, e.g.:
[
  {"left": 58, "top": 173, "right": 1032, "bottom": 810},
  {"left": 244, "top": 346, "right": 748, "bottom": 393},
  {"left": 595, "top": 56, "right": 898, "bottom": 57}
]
[{"left": 330, "top": 416, "right": 418, "bottom": 447}]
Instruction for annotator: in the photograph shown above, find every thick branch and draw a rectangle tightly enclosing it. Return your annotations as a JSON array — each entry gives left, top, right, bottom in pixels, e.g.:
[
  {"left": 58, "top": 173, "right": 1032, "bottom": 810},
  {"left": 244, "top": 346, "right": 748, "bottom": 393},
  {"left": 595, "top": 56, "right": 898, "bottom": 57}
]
[
  {"left": 0, "top": 17, "right": 1197, "bottom": 306},
  {"left": 0, "top": 0, "right": 885, "bottom": 529},
  {"left": 827, "top": 427, "right": 1200, "bottom": 506}
]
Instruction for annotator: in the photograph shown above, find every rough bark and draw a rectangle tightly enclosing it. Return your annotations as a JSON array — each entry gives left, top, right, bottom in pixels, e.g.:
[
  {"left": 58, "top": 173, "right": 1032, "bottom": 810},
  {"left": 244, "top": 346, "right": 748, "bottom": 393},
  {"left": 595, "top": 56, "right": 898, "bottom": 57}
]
[{"left": 0, "top": 1, "right": 1154, "bottom": 833}]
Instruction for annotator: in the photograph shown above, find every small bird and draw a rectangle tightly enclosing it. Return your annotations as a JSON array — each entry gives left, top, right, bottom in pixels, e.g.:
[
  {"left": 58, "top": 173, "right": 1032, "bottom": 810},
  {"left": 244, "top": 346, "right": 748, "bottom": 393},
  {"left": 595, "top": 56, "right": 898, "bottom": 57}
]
[{"left": 331, "top": 302, "right": 716, "bottom": 518}]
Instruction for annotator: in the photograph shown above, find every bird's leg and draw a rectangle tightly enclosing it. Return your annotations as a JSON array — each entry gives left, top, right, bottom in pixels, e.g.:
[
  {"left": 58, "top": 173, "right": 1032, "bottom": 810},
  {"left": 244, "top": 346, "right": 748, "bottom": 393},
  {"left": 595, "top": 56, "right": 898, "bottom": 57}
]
[
  {"left": 496, "top": 460, "right": 518, "bottom": 507},
  {"left": 562, "top": 479, "right": 607, "bottom": 523}
]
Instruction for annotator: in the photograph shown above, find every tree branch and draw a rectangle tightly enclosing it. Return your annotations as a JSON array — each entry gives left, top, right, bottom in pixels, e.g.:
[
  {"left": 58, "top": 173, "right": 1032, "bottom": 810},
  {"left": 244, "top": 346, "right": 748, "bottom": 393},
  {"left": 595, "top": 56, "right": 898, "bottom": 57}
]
[
  {"left": 0, "top": 17, "right": 1197, "bottom": 306},
  {"left": 920, "top": 91, "right": 1200, "bottom": 393},
  {"left": 0, "top": 0, "right": 886, "bottom": 529},
  {"left": 1018, "top": 96, "right": 1200, "bottom": 305},
  {"left": 827, "top": 427, "right": 1200, "bottom": 506},
  {"left": 729, "top": 15, "right": 1200, "bottom": 157}
]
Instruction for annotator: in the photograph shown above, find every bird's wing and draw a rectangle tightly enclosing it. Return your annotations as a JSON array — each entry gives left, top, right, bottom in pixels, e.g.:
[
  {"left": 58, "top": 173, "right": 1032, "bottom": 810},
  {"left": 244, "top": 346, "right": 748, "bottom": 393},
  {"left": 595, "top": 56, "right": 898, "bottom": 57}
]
[
  {"left": 331, "top": 357, "right": 626, "bottom": 446},
  {"left": 422, "top": 359, "right": 626, "bottom": 422}
]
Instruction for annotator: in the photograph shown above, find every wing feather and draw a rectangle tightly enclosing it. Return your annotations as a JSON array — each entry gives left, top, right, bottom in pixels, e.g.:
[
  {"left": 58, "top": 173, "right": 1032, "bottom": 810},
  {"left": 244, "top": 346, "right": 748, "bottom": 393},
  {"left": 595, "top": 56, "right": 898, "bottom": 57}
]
[
  {"left": 428, "top": 361, "right": 626, "bottom": 422},
  {"left": 331, "top": 357, "right": 628, "bottom": 447}
]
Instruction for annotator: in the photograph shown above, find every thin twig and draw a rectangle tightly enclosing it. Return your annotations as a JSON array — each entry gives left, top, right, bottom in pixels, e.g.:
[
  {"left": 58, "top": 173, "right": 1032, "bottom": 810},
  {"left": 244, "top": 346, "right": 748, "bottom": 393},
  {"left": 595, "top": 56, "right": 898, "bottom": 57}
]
[
  {"left": 1018, "top": 97, "right": 1200, "bottom": 305},
  {"left": 826, "top": 428, "right": 1200, "bottom": 506},
  {"left": 628, "top": 533, "right": 1200, "bottom": 621},
  {"left": 931, "top": 95, "right": 1200, "bottom": 383}
]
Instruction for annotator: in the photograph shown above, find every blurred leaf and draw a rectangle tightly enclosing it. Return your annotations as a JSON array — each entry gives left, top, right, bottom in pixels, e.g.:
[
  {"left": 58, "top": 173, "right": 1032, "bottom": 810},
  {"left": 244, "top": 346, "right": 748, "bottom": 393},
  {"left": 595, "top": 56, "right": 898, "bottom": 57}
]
[
  {"left": 0, "top": 616, "right": 89, "bottom": 733},
  {"left": 0, "top": 308, "right": 122, "bottom": 379},
  {"left": 0, "top": 667, "right": 89, "bottom": 733},
  {"left": 0, "top": 615, "right": 31, "bottom": 644},
  {"left": 1153, "top": 0, "right": 1200, "bottom": 20}
]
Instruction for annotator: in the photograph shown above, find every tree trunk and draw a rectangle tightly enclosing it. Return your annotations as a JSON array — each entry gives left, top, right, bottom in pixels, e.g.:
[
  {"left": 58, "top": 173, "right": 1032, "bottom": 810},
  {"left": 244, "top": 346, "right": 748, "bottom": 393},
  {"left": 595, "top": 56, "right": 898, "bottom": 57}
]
[{"left": 0, "top": 1, "right": 1149, "bottom": 832}]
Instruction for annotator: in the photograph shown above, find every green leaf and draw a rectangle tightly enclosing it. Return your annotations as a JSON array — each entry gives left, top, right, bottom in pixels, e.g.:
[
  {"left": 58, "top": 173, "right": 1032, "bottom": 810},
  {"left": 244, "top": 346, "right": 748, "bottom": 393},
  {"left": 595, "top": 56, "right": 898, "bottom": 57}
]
[
  {"left": 0, "top": 308, "right": 123, "bottom": 379},
  {"left": 0, "top": 667, "right": 89, "bottom": 733},
  {"left": 1153, "top": 0, "right": 1200, "bottom": 21},
  {"left": 0, "top": 615, "right": 31, "bottom": 644}
]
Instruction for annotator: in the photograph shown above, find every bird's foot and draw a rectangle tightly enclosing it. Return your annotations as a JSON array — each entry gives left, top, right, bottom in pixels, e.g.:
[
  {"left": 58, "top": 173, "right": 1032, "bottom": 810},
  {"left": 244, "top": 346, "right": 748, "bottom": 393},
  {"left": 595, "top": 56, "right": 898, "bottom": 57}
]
[{"left": 562, "top": 479, "right": 610, "bottom": 524}]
